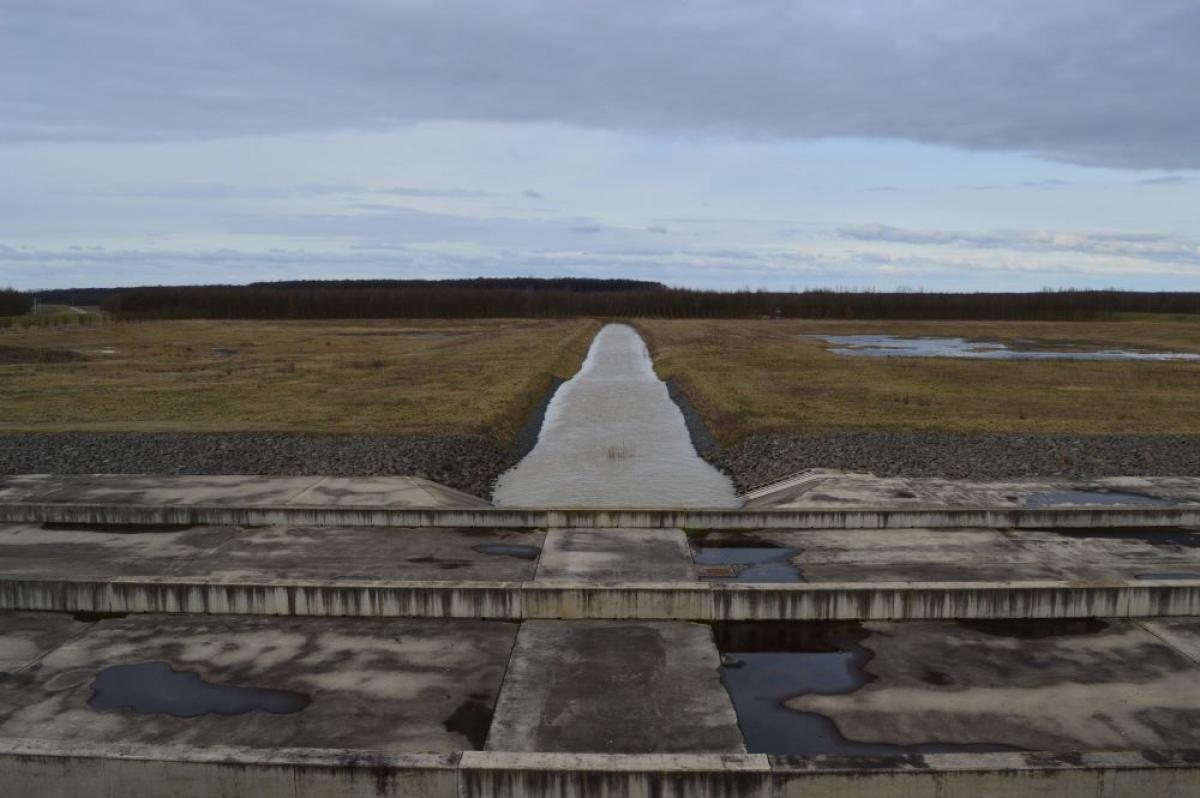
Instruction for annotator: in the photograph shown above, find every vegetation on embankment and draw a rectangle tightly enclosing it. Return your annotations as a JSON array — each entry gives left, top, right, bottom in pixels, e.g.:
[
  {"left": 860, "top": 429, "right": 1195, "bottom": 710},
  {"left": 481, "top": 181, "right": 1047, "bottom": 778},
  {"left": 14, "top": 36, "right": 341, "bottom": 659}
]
[
  {"left": 0, "top": 287, "right": 33, "bottom": 317},
  {"left": 635, "top": 317, "right": 1200, "bottom": 443},
  {"left": 0, "top": 318, "right": 600, "bottom": 440}
]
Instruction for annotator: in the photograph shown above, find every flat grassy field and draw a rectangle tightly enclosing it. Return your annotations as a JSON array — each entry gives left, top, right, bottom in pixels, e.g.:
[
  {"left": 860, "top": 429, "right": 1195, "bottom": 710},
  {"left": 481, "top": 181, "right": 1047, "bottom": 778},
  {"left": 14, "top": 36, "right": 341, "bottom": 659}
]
[
  {"left": 636, "top": 317, "right": 1200, "bottom": 442},
  {"left": 0, "top": 318, "right": 600, "bottom": 438}
]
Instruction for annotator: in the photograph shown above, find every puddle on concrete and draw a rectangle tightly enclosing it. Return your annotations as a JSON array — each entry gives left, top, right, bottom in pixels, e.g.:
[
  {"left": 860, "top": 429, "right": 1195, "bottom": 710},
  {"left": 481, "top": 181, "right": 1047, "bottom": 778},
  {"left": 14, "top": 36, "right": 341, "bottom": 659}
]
[
  {"left": 493, "top": 323, "right": 740, "bottom": 508},
  {"left": 1135, "top": 573, "right": 1200, "bottom": 581},
  {"left": 42, "top": 522, "right": 198, "bottom": 534},
  {"left": 812, "top": 334, "right": 1200, "bottom": 362},
  {"left": 88, "top": 662, "right": 310, "bottom": 717},
  {"left": 957, "top": 619, "right": 1109, "bottom": 640},
  {"left": 444, "top": 696, "right": 494, "bottom": 749},
  {"left": 406, "top": 555, "right": 471, "bottom": 570},
  {"left": 471, "top": 543, "right": 542, "bottom": 561},
  {"left": 1022, "top": 490, "right": 1173, "bottom": 508},
  {"left": 694, "top": 547, "right": 804, "bottom": 582},
  {"left": 1039, "top": 527, "right": 1200, "bottom": 548},
  {"left": 71, "top": 611, "right": 129, "bottom": 623},
  {"left": 714, "top": 622, "right": 1018, "bottom": 756}
]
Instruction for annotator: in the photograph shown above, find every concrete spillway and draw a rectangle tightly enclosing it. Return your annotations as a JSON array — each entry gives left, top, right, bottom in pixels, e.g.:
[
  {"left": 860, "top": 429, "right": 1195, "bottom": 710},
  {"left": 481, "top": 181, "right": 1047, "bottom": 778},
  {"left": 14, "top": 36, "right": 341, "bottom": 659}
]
[{"left": 493, "top": 323, "right": 740, "bottom": 508}]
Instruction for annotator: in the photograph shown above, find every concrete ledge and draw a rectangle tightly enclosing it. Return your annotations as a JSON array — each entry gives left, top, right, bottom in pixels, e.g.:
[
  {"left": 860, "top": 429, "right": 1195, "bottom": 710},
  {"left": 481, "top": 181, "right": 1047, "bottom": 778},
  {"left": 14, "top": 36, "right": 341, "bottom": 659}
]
[
  {"left": 6, "top": 576, "right": 1200, "bottom": 621},
  {"left": 0, "top": 738, "right": 459, "bottom": 798},
  {"left": 5, "top": 740, "right": 1199, "bottom": 798},
  {"left": 3, "top": 501, "right": 1200, "bottom": 529}
]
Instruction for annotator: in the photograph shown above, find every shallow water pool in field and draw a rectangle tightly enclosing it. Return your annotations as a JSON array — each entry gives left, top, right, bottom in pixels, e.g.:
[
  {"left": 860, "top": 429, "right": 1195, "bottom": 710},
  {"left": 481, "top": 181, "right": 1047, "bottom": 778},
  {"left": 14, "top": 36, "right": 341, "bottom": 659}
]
[
  {"left": 813, "top": 334, "right": 1200, "bottom": 362},
  {"left": 493, "top": 323, "right": 740, "bottom": 508}
]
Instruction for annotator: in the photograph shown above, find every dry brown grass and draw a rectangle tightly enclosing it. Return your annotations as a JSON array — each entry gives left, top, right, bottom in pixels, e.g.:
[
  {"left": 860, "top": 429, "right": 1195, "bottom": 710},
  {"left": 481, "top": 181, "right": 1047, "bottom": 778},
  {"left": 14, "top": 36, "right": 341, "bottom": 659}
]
[
  {"left": 0, "top": 318, "right": 600, "bottom": 439},
  {"left": 635, "top": 317, "right": 1200, "bottom": 443}
]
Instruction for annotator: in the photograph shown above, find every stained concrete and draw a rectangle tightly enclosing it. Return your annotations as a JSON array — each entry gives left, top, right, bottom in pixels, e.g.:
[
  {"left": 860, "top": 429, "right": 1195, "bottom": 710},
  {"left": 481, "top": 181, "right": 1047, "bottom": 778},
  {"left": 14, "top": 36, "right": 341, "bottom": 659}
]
[
  {"left": 170, "top": 526, "right": 544, "bottom": 582},
  {"left": 0, "top": 523, "right": 542, "bottom": 582},
  {"left": 535, "top": 528, "right": 695, "bottom": 584},
  {"left": 774, "top": 619, "right": 1200, "bottom": 753},
  {"left": 0, "top": 613, "right": 517, "bottom": 752},
  {"left": 745, "top": 470, "right": 1200, "bottom": 510},
  {"left": 0, "top": 473, "right": 490, "bottom": 508},
  {"left": 486, "top": 620, "right": 744, "bottom": 753},
  {"left": 692, "top": 526, "right": 1200, "bottom": 585}
]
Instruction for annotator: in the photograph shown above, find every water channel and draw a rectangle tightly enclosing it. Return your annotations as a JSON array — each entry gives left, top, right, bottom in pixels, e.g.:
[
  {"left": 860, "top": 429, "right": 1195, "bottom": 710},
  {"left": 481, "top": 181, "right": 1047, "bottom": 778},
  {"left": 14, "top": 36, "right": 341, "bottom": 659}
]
[{"left": 493, "top": 323, "right": 740, "bottom": 508}]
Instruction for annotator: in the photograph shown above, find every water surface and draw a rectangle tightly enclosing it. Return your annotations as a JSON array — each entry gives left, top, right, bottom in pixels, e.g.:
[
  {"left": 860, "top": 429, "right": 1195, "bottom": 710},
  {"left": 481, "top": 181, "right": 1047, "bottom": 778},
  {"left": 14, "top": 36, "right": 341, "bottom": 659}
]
[
  {"left": 494, "top": 324, "right": 739, "bottom": 508},
  {"left": 814, "top": 334, "right": 1200, "bottom": 361}
]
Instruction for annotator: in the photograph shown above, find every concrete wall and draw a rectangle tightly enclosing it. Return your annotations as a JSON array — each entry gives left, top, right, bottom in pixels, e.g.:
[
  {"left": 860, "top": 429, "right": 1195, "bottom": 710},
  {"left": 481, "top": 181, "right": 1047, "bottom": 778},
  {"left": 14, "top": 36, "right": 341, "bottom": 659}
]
[
  {"left": 6, "top": 576, "right": 1200, "bottom": 621},
  {"left": 4, "top": 742, "right": 1198, "bottom": 798},
  {"left": 4, "top": 501, "right": 1199, "bottom": 529}
]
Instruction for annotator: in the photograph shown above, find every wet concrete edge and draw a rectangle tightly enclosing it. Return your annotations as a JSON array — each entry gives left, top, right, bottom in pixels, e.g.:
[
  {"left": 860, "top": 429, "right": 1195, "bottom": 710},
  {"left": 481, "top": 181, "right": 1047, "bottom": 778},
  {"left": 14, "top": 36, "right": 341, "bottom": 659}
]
[{"left": 664, "top": 378, "right": 729, "bottom": 472}]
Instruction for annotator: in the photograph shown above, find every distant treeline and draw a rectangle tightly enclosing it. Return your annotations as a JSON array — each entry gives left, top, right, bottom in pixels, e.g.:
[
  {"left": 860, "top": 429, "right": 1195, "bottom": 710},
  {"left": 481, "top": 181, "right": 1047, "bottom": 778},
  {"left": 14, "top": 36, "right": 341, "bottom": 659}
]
[
  {"left": 36, "top": 278, "right": 662, "bottom": 307},
  {"left": 0, "top": 288, "right": 33, "bottom": 316},
  {"left": 98, "top": 284, "right": 1200, "bottom": 321}
]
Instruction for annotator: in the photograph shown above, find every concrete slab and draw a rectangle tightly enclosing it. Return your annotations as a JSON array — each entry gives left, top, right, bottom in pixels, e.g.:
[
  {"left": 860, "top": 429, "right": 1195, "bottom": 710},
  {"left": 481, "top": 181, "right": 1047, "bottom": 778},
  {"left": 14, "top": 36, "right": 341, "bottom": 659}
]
[
  {"left": 0, "top": 474, "right": 490, "bottom": 508},
  {"left": 745, "top": 471, "right": 1200, "bottom": 511},
  {"left": 0, "top": 611, "right": 90, "bottom": 671},
  {"left": 288, "top": 476, "right": 491, "bottom": 508},
  {"left": 0, "top": 522, "right": 242, "bottom": 579},
  {"left": 0, "top": 614, "right": 518, "bottom": 752},
  {"left": 486, "top": 620, "right": 744, "bottom": 753},
  {"left": 535, "top": 528, "right": 695, "bottom": 584},
  {"left": 722, "top": 619, "right": 1200, "bottom": 754},
  {"left": 175, "top": 526, "right": 545, "bottom": 583}
]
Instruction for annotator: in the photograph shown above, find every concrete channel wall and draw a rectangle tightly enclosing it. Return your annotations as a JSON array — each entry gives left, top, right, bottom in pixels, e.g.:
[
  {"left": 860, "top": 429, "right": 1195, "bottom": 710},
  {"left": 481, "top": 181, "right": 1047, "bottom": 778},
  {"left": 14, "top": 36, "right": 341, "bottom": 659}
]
[
  {"left": 3, "top": 501, "right": 1200, "bottom": 529},
  {"left": 7, "top": 576, "right": 1200, "bottom": 621},
  {"left": 3, "top": 741, "right": 1198, "bottom": 798}
]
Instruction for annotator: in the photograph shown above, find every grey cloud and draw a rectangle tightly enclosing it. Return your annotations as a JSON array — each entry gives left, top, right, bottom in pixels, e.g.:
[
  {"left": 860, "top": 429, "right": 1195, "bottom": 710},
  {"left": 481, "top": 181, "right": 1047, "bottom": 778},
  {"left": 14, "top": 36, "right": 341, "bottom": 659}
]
[
  {"left": 522, "top": 189, "right": 545, "bottom": 199},
  {"left": 644, "top": 225, "right": 670, "bottom": 235},
  {"left": 75, "top": 183, "right": 493, "bottom": 200},
  {"left": 3, "top": 2, "right": 1198, "bottom": 168},
  {"left": 838, "top": 223, "right": 1200, "bottom": 266},
  {"left": 1139, "top": 175, "right": 1187, "bottom": 185}
]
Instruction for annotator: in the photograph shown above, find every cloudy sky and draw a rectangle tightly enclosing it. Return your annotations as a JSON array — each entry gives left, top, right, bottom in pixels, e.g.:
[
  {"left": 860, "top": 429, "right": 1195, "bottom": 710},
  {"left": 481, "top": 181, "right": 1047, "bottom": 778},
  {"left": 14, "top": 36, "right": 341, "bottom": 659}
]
[{"left": 2, "top": 0, "right": 1198, "bottom": 291}]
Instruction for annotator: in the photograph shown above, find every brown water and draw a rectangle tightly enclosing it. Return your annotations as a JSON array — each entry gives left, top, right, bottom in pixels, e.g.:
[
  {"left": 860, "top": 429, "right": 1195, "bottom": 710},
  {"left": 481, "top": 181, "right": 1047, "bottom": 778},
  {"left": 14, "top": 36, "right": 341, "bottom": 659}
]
[{"left": 493, "top": 323, "right": 740, "bottom": 508}]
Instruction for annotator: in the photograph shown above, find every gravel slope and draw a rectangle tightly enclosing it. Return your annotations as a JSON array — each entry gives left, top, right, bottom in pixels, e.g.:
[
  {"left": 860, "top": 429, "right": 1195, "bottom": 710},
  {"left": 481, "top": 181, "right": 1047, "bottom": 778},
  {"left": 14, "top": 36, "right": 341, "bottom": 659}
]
[
  {"left": 0, "top": 432, "right": 511, "bottom": 500},
  {"left": 721, "top": 432, "right": 1200, "bottom": 492}
]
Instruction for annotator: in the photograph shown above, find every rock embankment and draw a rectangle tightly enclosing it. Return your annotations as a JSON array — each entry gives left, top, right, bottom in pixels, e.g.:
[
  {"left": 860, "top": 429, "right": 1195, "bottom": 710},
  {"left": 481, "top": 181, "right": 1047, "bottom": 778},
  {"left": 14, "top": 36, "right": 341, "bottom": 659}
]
[
  {"left": 720, "top": 432, "right": 1200, "bottom": 492},
  {"left": 0, "top": 433, "right": 511, "bottom": 500}
]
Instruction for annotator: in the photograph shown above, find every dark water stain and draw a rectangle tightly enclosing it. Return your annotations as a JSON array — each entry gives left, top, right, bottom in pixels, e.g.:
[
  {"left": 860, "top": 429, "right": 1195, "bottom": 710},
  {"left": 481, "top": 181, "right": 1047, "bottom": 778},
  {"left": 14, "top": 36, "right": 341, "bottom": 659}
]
[
  {"left": 695, "top": 547, "right": 804, "bottom": 583},
  {"left": 714, "top": 622, "right": 1021, "bottom": 756},
  {"left": 405, "top": 556, "right": 470, "bottom": 570},
  {"left": 88, "top": 662, "right": 310, "bottom": 718},
  {"left": 920, "top": 669, "right": 955, "bottom": 686},
  {"left": 1022, "top": 490, "right": 1172, "bottom": 508},
  {"left": 443, "top": 698, "right": 494, "bottom": 749},
  {"left": 42, "top": 522, "right": 198, "bottom": 534},
  {"left": 71, "top": 611, "right": 129, "bottom": 623},
  {"left": 958, "top": 619, "right": 1109, "bottom": 640},
  {"left": 472, "top": 543, "right": 541, "bottom": 561},
  {"left": 1037, "top": 527, "right": 1200, "bottom": 549},
  {"left": 1135, "top": 572, "right": 1200, "bottom": 581}
]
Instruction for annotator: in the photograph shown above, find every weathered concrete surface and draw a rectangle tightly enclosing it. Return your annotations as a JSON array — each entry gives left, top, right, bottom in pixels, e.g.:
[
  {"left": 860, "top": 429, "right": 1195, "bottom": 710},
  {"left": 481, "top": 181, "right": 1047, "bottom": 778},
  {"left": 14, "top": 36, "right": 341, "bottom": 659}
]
[
  {"left": 778, "top": 619, "right": 1200, "bottom": 752},
  {"left": 745, "top": 470, "right": 1200, "bottom": 510},
  {"left": 0, "top": 739, "right": 459, "bottom": 798},
  {"left": 170, "top": 525, "right": 544, "bottom": 582},
  {"left": 0, "top": 523, "right": 542, "bottom": 583},
  {"left": 5, "top": 743, "right": 1200, "bottom": 798},
  {"left": 694, "top": 526, "right": 1200, "bottom": 584},
  {"left": 0, "top": 614, "right": 517, "bottom": 752},
  {"left": 0, "top": 473, "right": 490, "bottom": 508},
  {"left": 7, "top": 500, "right": 1200, "bottom": 530},
  {"left": 486, "top": 620, "right": 744, "bottom": 753},
  {"left": 460, "top": 752, "right": 771, "bottom": 798},
  {"left": 0, "top": 522, "right": 243, "bottom": 579},
  {"left": 0, "top": 611, "right": 89, "bottom": 672},
  {"left": 535, "top": 528, "right": 695, "bottom": 584}
]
